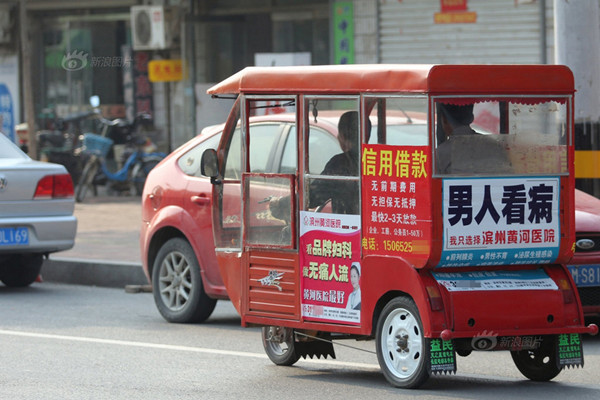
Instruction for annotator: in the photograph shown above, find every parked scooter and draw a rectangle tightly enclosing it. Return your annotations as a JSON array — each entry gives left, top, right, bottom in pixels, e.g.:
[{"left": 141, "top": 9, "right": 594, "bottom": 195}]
[{"left": 75, "top": 106, "right": 166, "bottom": 202}]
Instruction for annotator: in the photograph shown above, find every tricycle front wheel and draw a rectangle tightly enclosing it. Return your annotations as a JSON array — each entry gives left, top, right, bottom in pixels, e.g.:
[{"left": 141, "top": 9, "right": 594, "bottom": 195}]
[
  {"left": 262, "top": 326, "right": 300, "bottom": 366},
  {"left": 376, "top": 296, "right": 430, "bottom": 389},
  {"left": 510, "top": 336, "right": 561, "bottom": 381}
]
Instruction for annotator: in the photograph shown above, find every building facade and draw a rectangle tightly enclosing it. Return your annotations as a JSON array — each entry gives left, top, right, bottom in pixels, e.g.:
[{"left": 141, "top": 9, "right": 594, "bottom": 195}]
[{"left": 7, "top": 0, "right": 575, "bottom": 152}]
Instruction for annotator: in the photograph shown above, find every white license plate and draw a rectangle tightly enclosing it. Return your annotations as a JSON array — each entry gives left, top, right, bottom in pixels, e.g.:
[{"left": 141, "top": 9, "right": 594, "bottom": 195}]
[{"left": 568, "top": 265, "right": 600, "bottom": 287}]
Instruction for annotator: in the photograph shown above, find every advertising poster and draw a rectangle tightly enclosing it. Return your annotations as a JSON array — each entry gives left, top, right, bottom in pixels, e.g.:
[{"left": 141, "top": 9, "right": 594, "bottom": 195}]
[
  {"left": 433, "top": 269, "right": 558, "bottom": 292},
  {"left": 300, "top": 211, "right": 361, "bottom": 325},
  {"left": 0, "top": 55, "right": 19, "bottom": 142},
  {"left": 439, "top": 177, "right": 560, "bottom": 267},
  {"left": 361, "top": 144, "right": 432, "bottom": 265},
  {"left": 133, "top": 51, "right": 153, "bottom": 116}
]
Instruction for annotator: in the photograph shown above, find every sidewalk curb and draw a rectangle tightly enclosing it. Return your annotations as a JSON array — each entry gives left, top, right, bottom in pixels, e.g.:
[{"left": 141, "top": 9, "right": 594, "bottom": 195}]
[{"left": 42, "top": 258, "right": 148, "bottom": 288}]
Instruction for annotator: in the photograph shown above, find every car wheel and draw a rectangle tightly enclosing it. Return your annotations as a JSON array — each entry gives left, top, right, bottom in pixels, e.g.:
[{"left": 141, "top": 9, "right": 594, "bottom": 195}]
[
  {"left": 0, "top": 254, "right": 43, "bottom": 287},
  {"left": 262, "top": 326, "right": 300, "bottom": 366},
  {"left": 376, "top": 296, "right": 430, "bottom": 389},
  {"left": 152, "top": 237, "right": 216, "bottom": 323},
  {"left": 511, "top": 335, "right": 561, "bottom": 381}
]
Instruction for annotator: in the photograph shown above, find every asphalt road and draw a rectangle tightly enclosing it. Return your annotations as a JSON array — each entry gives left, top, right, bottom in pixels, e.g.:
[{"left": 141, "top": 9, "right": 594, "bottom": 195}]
[{"left": 1, "top": 282, "right": 600, "bottom": 400}]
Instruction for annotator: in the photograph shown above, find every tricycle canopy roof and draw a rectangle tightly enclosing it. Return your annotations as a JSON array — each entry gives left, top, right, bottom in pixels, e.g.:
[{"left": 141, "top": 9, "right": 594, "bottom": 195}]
[{"left": 207, "top": 64, "right": 574, "bottom": 96}]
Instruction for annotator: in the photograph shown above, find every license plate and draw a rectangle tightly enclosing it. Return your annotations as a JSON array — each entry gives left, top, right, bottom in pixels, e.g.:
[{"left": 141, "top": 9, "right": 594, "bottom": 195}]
[
  {"left": 568, "top": 265, "right": 600, "bottom": 287},
  {"left": 0, "top": 227, "right": 29, "bottom": 246}
]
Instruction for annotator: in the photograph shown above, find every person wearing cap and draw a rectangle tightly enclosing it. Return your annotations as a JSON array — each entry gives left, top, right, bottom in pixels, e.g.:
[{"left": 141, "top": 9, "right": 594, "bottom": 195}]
[{"left": 435, "top": 103, "right": 512, "bottom": 175}]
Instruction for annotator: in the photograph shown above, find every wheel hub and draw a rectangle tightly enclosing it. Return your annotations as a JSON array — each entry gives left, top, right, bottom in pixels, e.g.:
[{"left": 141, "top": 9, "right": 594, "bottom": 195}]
[
  {"left": 266, "top": 327, "right": 285, "bottom": 343},
  {"left": 172, "top": 274, "right": 182, "bottom": 287},
  {"left": 396, "top": 333, "right": 409, "bottom": 352}
]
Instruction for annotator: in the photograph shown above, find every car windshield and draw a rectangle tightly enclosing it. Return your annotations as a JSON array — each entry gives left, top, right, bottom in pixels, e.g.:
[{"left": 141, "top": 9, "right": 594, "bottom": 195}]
[{"left": 0, "top": 134, "right": 28, "bottom": 159}]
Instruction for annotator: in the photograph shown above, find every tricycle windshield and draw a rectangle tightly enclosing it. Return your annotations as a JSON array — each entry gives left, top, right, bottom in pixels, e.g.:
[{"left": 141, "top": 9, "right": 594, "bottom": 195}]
[{"left": 433, "top": 96, "right": 570, "bottom": 176}]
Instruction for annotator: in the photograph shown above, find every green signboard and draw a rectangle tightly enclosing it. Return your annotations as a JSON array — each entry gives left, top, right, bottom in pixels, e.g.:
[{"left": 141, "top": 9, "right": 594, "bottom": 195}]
[
  {"left": 429, "top": 338, "right": 456, "bottom": 374},
  {"left": 332, "top": 2, "right": 355, "bottom": 64},
  {"left": 557, "top": 333, "right": 584, "bottom": 368}
]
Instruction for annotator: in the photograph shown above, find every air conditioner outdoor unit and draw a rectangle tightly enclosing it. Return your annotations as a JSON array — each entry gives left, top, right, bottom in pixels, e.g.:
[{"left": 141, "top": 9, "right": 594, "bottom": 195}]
[{"left": 131, "top": 5, "right": 171, "bottom": 51}]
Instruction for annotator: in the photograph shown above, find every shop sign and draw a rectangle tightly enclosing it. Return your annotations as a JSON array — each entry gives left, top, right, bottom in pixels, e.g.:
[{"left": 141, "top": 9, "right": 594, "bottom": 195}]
[
  {"left": 332, "top": 1, "right": 354, "bottom": 64},
  {"left": 435, "top": 0, "right": 477, "bottom": 24},
  {"left": 148, "top": 59, "right": 183, "bottom": 82},
  {"left": 133, "top": 52, "right": 153, "bottom": 115}
]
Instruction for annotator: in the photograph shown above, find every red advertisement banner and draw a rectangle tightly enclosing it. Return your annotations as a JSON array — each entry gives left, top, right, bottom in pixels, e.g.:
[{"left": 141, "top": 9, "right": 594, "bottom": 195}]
[
  {"left": 300, "top": 212, "right": 362, "bottom": 325},
  {"left": 361, "top": 144, "right": 432, "bottom": 266}
]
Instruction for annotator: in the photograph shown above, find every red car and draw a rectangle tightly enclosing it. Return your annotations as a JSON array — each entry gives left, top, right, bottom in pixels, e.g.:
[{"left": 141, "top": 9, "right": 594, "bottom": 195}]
[
  {"left": 140, "top": 111, "right": 422, "bottom": 322},
  {"left": 569, "top": 189, "right": 600, "bottom": 318},
  {"left": 141, "top": 112, "right": 600, "bottom": 322}
]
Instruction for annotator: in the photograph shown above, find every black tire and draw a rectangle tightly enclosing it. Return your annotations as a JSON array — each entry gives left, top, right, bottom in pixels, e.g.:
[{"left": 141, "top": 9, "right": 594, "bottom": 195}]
[
  {"left": 511, "top": 336, "right": 561, "bottom": 381},
  {"left": 133, "top": 156, "right": 162, "bottom": 195},
  {"left": 0, "top": 254, "right": 43, "bottom": 287},
  {"left": 76, "top": 157, "right": 99, "bottom": 203},
  {"left": 151, "top": 238, "right": 216, "bottom": 323},
  {"left": 262, "top": 326, "right": 300, "bottom": 366},
  {"left": 376, "top": 297, "right": 430, "bottom": 389}
]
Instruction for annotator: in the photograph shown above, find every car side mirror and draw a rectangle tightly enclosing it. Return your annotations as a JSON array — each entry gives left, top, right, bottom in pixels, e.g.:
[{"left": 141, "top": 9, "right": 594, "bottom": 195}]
[{"left": 201, "top": 149, "right": 221, "bottom": 184}]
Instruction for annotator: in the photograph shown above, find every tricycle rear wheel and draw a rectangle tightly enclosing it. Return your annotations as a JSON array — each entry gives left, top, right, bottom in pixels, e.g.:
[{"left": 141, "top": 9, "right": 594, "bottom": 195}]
[
  {"left": 510, "top": 336, "right": 561, "bottom": 381},
  {"left": 262, "top": 326, "right": 300, "bottom": 366},
  {"left": 376, "top": 296, "right": 429, "bottom": 389}
]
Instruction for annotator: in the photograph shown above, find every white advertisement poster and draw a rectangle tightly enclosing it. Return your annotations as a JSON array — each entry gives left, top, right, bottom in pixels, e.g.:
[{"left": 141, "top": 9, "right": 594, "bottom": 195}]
[
  {"left": 0, "top": 55, "right": 20, "bottom": 142},
  {"left": 439, "top": 177, "right": 560, "bottom": 267}
]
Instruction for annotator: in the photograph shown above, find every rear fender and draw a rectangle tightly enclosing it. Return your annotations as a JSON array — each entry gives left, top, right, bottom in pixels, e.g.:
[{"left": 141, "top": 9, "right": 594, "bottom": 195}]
[{"left": 362, "top": 255, "right": 447, "bottom": 338}]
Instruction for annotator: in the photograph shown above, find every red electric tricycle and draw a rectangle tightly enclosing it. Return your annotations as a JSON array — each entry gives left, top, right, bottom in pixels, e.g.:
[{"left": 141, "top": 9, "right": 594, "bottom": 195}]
[{"left": 201, "top": 64, "right": 598, "bottom": 388}]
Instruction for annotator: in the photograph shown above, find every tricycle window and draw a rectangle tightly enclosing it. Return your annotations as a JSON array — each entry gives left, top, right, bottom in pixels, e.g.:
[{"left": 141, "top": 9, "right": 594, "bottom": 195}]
[
  {"left": 433, "top": 96, "right": 570, "bottom": 176},
  {"left": 364, "top": 95, "right": 428, "bottom": 146},
  {"left": 303, "top": 96, "right": 361, "bottom": 215}
]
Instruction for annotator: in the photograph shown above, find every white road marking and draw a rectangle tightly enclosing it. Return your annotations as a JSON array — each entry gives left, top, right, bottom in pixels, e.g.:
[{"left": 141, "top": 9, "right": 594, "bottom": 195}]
[
  {"left": 8, "top": 327, "right": 588, "bottom": 383},
  {"left": 0, "top": 328, "right": 379, "bottom": 370}
]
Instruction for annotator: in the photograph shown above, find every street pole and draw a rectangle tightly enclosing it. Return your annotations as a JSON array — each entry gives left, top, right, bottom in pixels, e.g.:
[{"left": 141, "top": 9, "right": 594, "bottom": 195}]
[
  {"left": 554, "top": 0, "right": 600, "bottom": 195},
  {"left": 19, "top": 0, "right": 37, "bottom": 159}
]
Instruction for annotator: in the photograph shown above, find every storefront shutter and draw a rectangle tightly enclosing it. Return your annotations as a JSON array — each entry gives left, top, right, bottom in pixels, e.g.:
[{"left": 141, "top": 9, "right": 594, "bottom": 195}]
[{"left": 379, "top": 0, "right": 553, "bottom": 65}]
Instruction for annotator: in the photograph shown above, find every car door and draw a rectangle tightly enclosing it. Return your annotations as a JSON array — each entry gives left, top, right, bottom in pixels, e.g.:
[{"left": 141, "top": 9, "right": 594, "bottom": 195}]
[{"left": 180, "top": 132, "right": 225, "bottom": 290}]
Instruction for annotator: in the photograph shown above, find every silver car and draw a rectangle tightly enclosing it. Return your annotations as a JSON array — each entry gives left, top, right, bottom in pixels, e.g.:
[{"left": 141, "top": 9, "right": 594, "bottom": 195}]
[{"left": 0, "top": 134, "right": 77, "bottom": 287}]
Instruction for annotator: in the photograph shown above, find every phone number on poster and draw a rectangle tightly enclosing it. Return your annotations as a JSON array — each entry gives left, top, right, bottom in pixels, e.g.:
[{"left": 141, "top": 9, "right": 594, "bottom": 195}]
[{"left": 383, "top": 240, "right": 413, "bottom": 253}]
